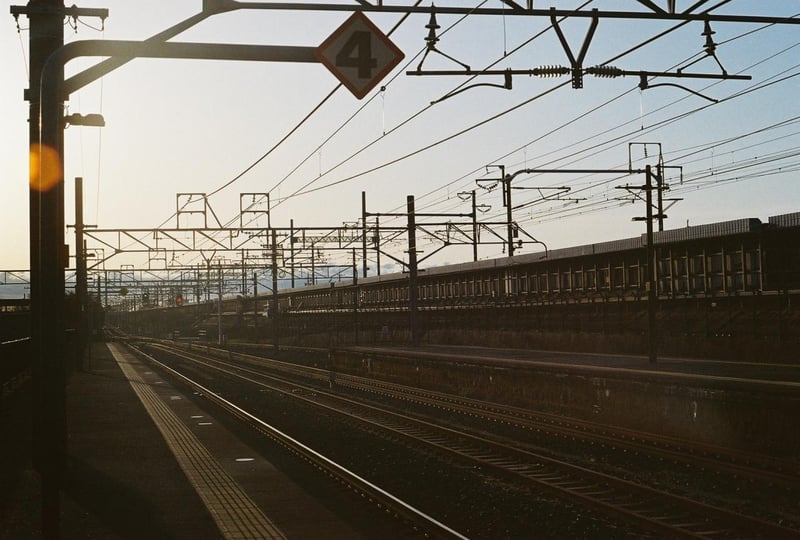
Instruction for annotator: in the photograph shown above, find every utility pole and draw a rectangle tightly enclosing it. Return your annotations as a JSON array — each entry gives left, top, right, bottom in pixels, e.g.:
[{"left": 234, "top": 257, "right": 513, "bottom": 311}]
[
  {"left": 618, "top": 166, "right": 660, "bottom": 363},
  {"left": 217, "top": 261, "right": 223, "bottom": 346},
  {"left": 240, "top": 249, "right": 246, "bottom": 295},
  {"left": 361, "top": 191, "right": 368, "bottom": 278},
  {"left": 471, "top": 190, "right": 479, "bottom": 261},
  {"left": 21, "top": 1, "right": 67, "bottom": 536},
  {"left": 290, "top": 219, "right": 295, "bottom": 288},
  {"left": 407, "top": 196, "right": 420, "bottom": 347},
  {"left": 502, "top": 170, "right": 515, "bottom": 257},
  {"left": 271, "top": 229, "right": 279, "bottom": 352},
  {"left": 644, "top": 165, "right": 658, "bottom": 363},
  {"left": 479, "top": 165, "right": 516, "bottom": 256},
  {"left": 352, "top": 248, "right": 359, "bottom": 345},
  {"left": 253, "top": 272, "right": 258, "bottom": 343},
  {"left": 74, "top": 177, "right": 88, "bottom": 369},
  {"left": 375, "top": 216, "right": 381, "bottom": 276}
]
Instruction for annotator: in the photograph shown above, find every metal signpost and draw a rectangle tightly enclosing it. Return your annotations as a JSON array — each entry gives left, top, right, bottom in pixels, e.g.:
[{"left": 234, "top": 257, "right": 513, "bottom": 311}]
[{"left": 315, "top": 11, "right": 405, "bottom": 99}]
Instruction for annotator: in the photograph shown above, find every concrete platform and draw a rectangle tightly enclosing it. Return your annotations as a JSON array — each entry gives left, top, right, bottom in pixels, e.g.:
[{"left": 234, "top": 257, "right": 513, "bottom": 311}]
[{"left": 1, "top": 342, "right": 363, "bottom": 539}]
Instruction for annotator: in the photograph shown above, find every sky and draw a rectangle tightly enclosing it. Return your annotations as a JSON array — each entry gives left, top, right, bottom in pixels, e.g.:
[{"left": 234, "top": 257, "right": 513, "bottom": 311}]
[{"left": 2, "top": 1, "right": 799, "bottom": 296}]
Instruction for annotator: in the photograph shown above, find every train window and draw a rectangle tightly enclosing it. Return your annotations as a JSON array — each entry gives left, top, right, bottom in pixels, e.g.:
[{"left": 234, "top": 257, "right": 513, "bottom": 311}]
[
  {"left": 560, "top": 271, "right": 571, "bottom": 291},
  {"left": 548, "top": 272, "right": 558, "bottom": 292},
  {"left": 539, "top": 273, "right": 548, "bottom": 293},
  {"left": 610, "top": 257, "right": 625, "bottom": 289},
  {"left": 573, "top": 270, "right": 584, "bottom": 290},
  {"left": 728, "top": 250, "right": 744, "bottom": 272},
  {"left": 599, "top": 267, "right": 610, "bottom": 290},
  {"left": 586, "top": 268, "right": 596, "bottom": 290},
  {"left": 745, "top": 250, "right": 760, "bottom": 290},
  {"left": 612, "top": 267, "right": 624, "bottom": 289},
  {"left": 505, "top": 271, "right": 517, "bottom": 295},
  {"left": 691, "top": 254, "right": 705, "bottom": 293},
  {"left": 709, "top": 252, "right": 724, "bottom": 274},
  {"left": 727, "top": 250, "right": 744, "bottom": 291},
  {"left": 626, "top": 263, "right": 639, "bottom": 287},
  {"left": 673, "top": 255, "right": 689, "bottom": 294},
  {"left": 708, "top": 252, "right": 724, "bottom": 291},
  {"left": 658, "top": 257, "right": 671, "bottom": 278}
]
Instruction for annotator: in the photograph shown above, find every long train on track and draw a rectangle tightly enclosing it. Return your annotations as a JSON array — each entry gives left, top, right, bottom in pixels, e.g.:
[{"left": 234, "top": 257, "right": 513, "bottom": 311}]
[{"left": 281, "top": 211, "right": 800, "bottom": 314}]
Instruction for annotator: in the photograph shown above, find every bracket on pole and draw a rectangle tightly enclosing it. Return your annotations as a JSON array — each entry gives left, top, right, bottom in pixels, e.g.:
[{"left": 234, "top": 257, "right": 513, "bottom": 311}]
[
  {"left": 550, "top": 7, "right": 599, "bottom": 89},
  {"left": 416, "top": 4, "right": 470, "bottom": 73}
]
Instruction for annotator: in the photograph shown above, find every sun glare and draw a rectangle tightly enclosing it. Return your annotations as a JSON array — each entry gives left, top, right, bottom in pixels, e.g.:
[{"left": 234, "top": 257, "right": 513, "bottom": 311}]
[{"left": 29, "top": 143, "right": 62, "bottom": 192}]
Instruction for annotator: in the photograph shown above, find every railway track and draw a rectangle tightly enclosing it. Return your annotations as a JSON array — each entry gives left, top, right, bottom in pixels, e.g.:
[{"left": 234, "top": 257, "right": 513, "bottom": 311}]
[
  {"left": 164, "top": 340, "right": 800, "bottom": 489},
  {"left": 135, "top": 340, "right": 800, "bottom": 538},
  {"left": 129, "top": 342, "right": 468, "bottom": 539}
]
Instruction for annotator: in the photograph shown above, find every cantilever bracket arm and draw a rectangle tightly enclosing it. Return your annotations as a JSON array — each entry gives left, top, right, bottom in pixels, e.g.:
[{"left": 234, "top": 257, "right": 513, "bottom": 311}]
[
  {"left": 638, "top": 74, "right": 719, "bottom": 102},
  {"left": 431, "top": 70, "right": 512, "bottom": 104}
]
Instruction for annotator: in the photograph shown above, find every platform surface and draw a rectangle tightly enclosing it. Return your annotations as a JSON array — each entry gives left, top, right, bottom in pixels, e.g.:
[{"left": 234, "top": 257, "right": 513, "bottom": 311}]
[{"left": 0, "top": 342, "right": 364, "bottom": 539}]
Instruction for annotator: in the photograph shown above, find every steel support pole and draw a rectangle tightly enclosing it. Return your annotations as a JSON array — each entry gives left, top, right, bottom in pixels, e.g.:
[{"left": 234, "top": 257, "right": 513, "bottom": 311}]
[
  {"left": 407, "top": 196, "right": 420, "bottom": 347},
  {"left": 655, "top": 163, "right": 665, "bottom": 232},
  {"left": 290, "top": 219, "right": 295, "bottom": 288},
  {"left": 253, "top": 272, "right": 258, "bottom": 343},
  {"left": 504, "top": 173, "right": 515, "bottom": 257},
  {"left": 352, "top": 248, "right": 359, "bottom": 345},
  {"left": 645, "top": 165, "right": 658, "bottom": 363},
  {"left": 471, "top": 190, "right": 478, "bottom": 262},
  {"left": 361, "top": 191, "right": 368, "bottom": 278},
  {"left": 375, "top": 217, "right": 381, "bottom": 276},
  {"left": 271, "top": 229, "right": 279, "bottom": 352},
  {"left": 75, "top": 177, "right": 87, "bottom": 369},
  {"left": 241, "top": 250, "right": 246, "bottom": 295},
  {"left": 27, "top": 2, "right": 66, "bottom": 537},
  {"left": 217, "top": 262, "right": 223, "bottom": 345}
]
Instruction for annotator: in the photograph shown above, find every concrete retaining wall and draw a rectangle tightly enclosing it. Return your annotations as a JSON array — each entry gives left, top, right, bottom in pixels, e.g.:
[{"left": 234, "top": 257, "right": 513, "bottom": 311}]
[{"left": 331, "top": 348, "right": 800, "bottom": 458}]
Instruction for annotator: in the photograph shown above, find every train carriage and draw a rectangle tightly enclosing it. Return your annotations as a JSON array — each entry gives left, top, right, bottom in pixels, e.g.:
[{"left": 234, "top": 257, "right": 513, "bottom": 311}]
[{"left": 281, "top": 212, "right": 800, "bottom": 313}]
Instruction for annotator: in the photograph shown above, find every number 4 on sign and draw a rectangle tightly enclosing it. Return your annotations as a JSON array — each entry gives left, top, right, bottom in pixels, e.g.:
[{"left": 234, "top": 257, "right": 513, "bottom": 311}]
[
  {"left": 336, "top": 31, "right": 378, "bottom": 78},
  {"left": 316, "top": 12, "right": 405, "bottom": 99}
]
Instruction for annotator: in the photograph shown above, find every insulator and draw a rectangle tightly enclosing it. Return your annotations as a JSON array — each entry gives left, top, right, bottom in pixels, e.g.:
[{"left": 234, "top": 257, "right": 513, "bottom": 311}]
[
  {"left": 425, "top": 10, "right": 440, "bottom": 31},
  {"left": 587, "top": 65, "right": 624, "bottom": 78},
  {"left": 425, "top": 6, "right": 440, "bottom": 47},
  {"left": 533, "top": 65, "right": 570, "bottom": 78},
  {"left": 701, "top": 19, "right": 715, "bottom": 37}
]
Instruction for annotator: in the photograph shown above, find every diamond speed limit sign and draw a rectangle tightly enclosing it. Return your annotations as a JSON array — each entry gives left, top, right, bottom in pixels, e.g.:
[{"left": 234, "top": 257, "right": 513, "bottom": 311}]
[{"left": 316, "top": 12, "right": 405, "bottom": 99}]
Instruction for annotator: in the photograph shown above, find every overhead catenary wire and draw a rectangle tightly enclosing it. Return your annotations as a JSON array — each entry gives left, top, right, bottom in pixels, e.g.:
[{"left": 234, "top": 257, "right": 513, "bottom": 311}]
[
  {"left": 447, "top": 40, "right": 800, "bottom": 229},
  {"left": 400, "top": 10, "right": 799, "bottom": 211},
  {"left": 283, "top": 0, "right": 735, "bottom": 207},
  {"left": 123, "top": 7, "right": 792, "bottom": 276},
  {"left": 174, "top": 1, "right": 761, "bottom": 254}
]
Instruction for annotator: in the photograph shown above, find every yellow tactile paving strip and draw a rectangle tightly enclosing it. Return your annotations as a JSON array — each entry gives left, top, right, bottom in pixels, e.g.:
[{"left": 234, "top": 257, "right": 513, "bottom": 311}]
[{"left": 109, "top": 343, "right": 287, "bottom": 540}]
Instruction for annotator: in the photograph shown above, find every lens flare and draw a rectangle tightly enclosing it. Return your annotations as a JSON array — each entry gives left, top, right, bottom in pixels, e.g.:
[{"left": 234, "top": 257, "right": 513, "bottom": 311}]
[{"left": 29, "top": 143, "right": 62, "bottom": 192}]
